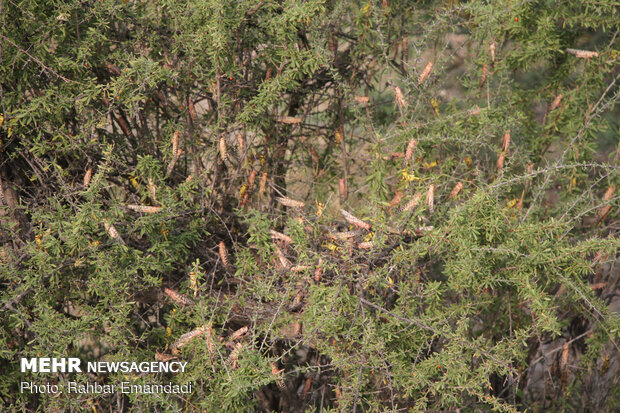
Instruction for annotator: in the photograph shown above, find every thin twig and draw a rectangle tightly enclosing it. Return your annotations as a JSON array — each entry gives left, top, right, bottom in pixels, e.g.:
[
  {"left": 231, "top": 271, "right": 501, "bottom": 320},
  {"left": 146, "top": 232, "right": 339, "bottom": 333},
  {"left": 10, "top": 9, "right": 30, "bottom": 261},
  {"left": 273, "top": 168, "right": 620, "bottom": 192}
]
[
  {"left": 0, "top": 33, "right": 82, "bottom": 84},
  {"left": 523, "top": 74, "right": 620, "bottom": 222}
]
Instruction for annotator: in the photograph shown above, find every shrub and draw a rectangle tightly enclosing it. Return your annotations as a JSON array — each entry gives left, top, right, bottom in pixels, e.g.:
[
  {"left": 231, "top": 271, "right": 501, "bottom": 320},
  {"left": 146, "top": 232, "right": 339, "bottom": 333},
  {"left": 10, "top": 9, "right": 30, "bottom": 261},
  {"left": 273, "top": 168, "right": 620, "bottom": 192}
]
[{"left": 1, "top": 0, "right": 618, "bottom": 411}]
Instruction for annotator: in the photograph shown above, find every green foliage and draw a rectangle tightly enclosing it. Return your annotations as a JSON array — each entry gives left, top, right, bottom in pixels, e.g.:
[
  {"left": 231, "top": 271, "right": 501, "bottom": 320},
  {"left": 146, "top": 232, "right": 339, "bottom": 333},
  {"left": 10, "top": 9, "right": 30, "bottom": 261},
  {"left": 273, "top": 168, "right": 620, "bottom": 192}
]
[{"left": 1, "top": 0, "right": 618, "bottom": 412}]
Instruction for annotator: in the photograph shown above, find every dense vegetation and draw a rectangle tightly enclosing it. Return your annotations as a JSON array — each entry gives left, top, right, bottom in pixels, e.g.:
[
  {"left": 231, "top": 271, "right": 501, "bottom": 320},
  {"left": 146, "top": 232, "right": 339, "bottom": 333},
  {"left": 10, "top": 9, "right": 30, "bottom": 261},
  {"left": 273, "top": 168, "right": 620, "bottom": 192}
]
[{"left": 1, "top": 0, "right": 618, "bottom": 411}]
